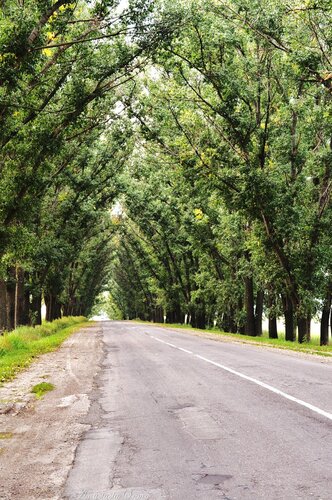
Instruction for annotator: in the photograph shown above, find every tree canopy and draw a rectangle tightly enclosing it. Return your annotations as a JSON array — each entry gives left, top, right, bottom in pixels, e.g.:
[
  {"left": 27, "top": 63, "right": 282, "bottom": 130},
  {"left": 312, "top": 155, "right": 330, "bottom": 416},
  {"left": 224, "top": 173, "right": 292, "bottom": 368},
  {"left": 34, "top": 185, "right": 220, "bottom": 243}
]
[{"left": 1, "top": 0, "right": 332, "bottom": 345}]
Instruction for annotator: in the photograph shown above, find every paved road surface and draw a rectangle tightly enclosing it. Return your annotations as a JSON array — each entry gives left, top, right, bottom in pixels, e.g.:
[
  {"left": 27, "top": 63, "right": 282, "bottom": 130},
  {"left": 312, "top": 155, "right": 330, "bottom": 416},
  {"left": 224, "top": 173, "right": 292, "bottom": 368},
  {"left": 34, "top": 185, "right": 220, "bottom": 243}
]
[{"left": 64, "top": 321, "right": 332, "bottom": 500}]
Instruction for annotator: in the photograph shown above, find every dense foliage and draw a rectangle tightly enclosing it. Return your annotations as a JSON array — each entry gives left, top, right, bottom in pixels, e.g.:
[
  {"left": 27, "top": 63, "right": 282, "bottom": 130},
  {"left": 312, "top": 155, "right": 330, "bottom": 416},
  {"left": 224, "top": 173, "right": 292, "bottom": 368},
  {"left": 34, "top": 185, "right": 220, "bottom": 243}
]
[
  {"left": 1, "top": 0, "right": 332, "bottom": 345},
  {"left": 0, "top": 0, "right": 177, "bottom": 328},
  {"left": 109, "top": 0, "right": 332, "bottom": 345}
]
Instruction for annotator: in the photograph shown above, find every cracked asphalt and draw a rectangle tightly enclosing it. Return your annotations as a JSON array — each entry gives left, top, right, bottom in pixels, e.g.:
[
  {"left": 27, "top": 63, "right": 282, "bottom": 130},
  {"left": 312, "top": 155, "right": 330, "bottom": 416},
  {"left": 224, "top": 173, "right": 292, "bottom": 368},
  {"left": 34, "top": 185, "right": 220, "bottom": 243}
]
[{"left": 64, "top": 321, "right": 332, "bottom": 500}]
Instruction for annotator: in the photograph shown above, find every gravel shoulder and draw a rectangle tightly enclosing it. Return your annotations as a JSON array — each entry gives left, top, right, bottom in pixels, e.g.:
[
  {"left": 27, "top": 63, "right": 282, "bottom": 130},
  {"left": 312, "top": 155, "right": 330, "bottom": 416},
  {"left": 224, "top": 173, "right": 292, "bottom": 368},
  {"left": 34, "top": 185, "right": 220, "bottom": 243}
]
[{"left": 0, "top": 323, "right": 103, "bottom": 500}]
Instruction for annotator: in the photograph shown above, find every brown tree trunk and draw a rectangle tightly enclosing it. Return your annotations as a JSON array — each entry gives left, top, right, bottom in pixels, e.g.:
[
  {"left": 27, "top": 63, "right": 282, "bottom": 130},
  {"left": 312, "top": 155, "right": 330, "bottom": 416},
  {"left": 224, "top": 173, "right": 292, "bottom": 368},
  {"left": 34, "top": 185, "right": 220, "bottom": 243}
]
[
  {"left": 54, "top": 300, "right": 62, "bottom": 320},
  {"left": 267, "top": 293, "right": 278, "bottom": 338},
  {"left": 45, "top": 293, "right": 52, "bottom": 322},
  {"left": 298, "top": 316, "right": 309, "bottom": 343},
  {"left": 46, "top": 294, "right": 62, "bottom": 321},
  {"left": 31, "top": 294, "right": 42, "bottom": 326},
  {"left": 268, "top": 315, "right": 278, "bottom": 338},
  {"left": 167, "top": 303, "right": 183, "bottom": 324},
  {"left": 63, "top": 304, "right": 69, "bottom": 316},
  {"left": 154, "top": 306, "right": 163, "bottom": 323},
  {"left": 23, "top": 285, "right": 30, "bottom": 325},
  {"left": 245, "top": 276, "right": 256, "bottom": 336},
  {"left": 255, "top": 290, "right": 264, "bottom": 336},
  {"left": 6, "top": 269, "right": 16, "bottom": 331},
  {"left": 14, "top": 266, "right": 25, "bottom": 328},
  {"left": 306, "top": 315, "right": 311, "bottom": 343},
  {"left": 0, "top": 279, "right": 7, "bottom": 333},
  {"left": 220, "top": 312, "right": 231, "bottom": 332},
  {"left": 283, "top": 295, "right": 295, "bottom": 341},
  {"left": 320, "top": 296, "right": 331, "bottom": 346}
]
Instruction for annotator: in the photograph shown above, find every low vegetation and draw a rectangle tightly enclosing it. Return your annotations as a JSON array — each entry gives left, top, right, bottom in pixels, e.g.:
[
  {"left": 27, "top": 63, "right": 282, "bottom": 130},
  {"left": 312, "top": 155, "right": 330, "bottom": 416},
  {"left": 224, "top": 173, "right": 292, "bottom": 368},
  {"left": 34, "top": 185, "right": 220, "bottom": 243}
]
[
  {"left": 31, "top": 382, "right": 55, "bottom": 399},
  {"left": 0, "top": 432, "right": 13, "bottom": 440},
  {"left": 0, "top": 317, "right": 90, "bottom": 384}
]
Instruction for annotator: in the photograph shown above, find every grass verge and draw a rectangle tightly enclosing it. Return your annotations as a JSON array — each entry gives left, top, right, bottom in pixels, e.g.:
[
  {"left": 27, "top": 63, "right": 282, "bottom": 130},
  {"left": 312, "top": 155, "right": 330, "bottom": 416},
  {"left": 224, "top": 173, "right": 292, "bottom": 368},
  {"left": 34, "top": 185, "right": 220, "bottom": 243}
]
[
  {"left": 0, "top": 317, "right": 91, "bottom": 384},
  {"left": 132, "top": 320, "right": 332, "bottom": 357}
]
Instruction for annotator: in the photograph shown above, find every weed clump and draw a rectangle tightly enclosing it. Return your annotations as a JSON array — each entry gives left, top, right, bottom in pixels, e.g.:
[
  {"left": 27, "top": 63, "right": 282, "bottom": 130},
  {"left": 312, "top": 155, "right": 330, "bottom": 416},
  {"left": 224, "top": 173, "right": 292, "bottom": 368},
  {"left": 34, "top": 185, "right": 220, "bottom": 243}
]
[
  {"left": 31, "top": 382, "right": 55, "bottom": 399},
  {"left": 0, "top": 432, "right": 13, "bottom": 439}
]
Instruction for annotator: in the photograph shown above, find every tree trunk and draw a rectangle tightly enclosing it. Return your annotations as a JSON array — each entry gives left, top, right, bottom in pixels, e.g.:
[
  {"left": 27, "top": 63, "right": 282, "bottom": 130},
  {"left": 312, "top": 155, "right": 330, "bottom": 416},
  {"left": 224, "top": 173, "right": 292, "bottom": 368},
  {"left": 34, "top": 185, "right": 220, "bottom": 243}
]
[
  {"left": 283, "top": 295, "right": 295, "bottom": 341},
  {"left": 155, "top": 306, "right": 163, "bottom": 323},
  {"left": 45, "top": 293, "right": 61, "bottom": 321},
  {"left": 23, "top": 285, "right": 30, "bottom": 325},
  {"left": 14, "top": 266, "right": 25, "bottom": 328},
  {"left": 45, "top": 294, "right": 52, "bottom": 322},
  {"left": 194, "top": 308, "right": 206, "bottom": 329},
  {"left": 220, "top": 312, "right": 231, "bottom": 332},
  {"left": 6, "top": 269, "right": 16, "bottom": 331},
  {"left": 268, "top": 315, "right": 278, "bottom": 339},
  {"left": 320, "top": 296, "right": 330, "bottom": 346},
  {"left": 31, "top": 294, "right": 42, "bottom": 326},
  {"left": 0, "top": 279, "right": 7, "bottom": 333},
  {"left": 54, "top": 300, "right": 62, "bottom": 320},
  {"left": 306, "top": 315, "right": 311, "bottom": 343},
  {"left": 255, "top": 290, "right": 264, "bottom": 336},
  {"left": 166, "top": 303, "right": 183, "bottom": 324},
  {"left": 63, "top": 303, "right": 70, "bottom": 317},
  {"left": 166, "top": 309, "right": 174, "bottom": 324},
  {"left": 298, "top": 316, "right": 309, "bottom": 343},
  {"left": 244, "top": 276, "right": 256, "bottom": 336}
]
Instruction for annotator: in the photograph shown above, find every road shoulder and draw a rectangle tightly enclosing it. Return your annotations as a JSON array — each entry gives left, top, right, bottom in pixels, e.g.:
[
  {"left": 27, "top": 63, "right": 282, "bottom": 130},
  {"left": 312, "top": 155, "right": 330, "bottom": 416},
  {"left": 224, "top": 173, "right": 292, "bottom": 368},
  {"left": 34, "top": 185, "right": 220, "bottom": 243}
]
[{"left": 0, "top": 323, "right": 103, "bottom": 500}]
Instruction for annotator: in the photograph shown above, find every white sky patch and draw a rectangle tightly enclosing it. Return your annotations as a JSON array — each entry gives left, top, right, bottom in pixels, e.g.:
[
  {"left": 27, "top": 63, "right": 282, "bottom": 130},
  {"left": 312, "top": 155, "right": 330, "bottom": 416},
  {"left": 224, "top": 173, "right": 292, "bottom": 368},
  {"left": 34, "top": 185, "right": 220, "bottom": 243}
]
[
  {"left": 148, "top": 66, "right": 162, "bottom": 81},
  {"left": 116, "top": 0, "right": 129, "bottom": 15},
  {"left": 111, "top": 201, "right": 123, "bottom": 217},
  {"left": 114, "top": 100, "right": 125, "bottom": 115}
]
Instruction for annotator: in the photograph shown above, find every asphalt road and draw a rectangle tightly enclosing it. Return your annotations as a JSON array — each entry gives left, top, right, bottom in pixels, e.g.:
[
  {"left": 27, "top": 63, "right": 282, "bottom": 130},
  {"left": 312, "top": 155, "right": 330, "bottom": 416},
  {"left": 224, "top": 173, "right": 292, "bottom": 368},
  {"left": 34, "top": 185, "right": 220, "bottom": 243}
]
[{"left": 64, "top": 321, "right": 332, "bottom": 500}]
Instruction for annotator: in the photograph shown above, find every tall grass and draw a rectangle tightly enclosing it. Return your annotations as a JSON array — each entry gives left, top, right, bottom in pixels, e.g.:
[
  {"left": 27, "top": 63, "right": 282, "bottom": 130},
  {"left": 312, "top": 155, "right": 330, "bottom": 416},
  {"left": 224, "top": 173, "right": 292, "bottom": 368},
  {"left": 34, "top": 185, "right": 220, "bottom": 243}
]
[{"left": 0, "top": 317, "right": 90, "bottom": 384}]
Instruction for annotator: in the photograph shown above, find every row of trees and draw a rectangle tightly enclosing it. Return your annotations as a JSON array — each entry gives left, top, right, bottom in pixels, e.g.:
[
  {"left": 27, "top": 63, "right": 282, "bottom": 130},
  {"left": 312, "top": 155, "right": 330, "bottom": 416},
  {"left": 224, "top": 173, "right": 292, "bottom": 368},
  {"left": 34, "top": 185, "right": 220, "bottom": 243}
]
[
  {"left": 0, "top": 0, "right": 177, "bottom": 330},
  {"left": 109, "top": 0, "right": 332, "bottom": 345},
  {"left": 2, "top": 0, "right": 332, "bottom": 346}
]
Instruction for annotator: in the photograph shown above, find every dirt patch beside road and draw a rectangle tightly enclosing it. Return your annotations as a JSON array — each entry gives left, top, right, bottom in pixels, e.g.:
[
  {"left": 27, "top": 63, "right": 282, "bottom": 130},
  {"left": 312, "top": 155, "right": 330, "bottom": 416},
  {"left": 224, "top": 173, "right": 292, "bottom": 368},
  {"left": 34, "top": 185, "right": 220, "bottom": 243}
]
[{"left": 0, "top": 324, "right": 103, "bottom": 500}]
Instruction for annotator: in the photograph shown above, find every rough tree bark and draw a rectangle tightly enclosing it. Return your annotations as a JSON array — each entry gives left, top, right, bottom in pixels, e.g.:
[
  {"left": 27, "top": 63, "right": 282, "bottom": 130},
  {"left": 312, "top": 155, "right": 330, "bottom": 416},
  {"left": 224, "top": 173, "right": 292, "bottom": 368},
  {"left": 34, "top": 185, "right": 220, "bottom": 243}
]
[
  {"left": 0, "top": 279, "right": 7, "bottom": 333},
  {"left": 6, "top": 268, "right": 16, "bottom": 331},
  {"left": 255, "top": 290, "right": 264, "bottom": 337},
  {"left": 244, "top": 276, "right": 256, "bottom": 336},
  {"left": 14, "top": 266, "right": 25, "bottom": 329},
  {"left": 282, "top": 295, "right": 296, "bottom": 342},
  {"left": 31, "top": 293, "right": 42, "bottom": 326},
  {"left": 320, "top": 292, "right": 331, "bottom": 346}
]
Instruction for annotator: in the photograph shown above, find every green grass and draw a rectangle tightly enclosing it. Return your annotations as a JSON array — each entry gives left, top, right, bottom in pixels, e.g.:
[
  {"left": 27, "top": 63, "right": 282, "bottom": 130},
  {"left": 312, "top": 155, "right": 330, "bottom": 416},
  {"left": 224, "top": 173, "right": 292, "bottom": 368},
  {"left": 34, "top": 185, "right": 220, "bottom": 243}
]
[
  {"left": 0, "top": 317, "right": 91, "bottom": 384},
  {"left": 133, "top": 320, "right": 332, "bottom": 356},
  {"left": 31, "top": 382, "right": 55, "bottom": 399}
]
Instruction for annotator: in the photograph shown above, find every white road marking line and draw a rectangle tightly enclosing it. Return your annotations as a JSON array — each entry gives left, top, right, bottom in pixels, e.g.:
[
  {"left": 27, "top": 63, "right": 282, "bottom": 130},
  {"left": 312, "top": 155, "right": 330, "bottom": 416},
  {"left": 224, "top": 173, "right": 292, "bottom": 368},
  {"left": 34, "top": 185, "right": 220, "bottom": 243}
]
[
  {"left": 149, "top": 335, "right": 332, "bottom": 422},
  {"left": 151, "top": 336, "right": 193, "bottom": 354}
]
